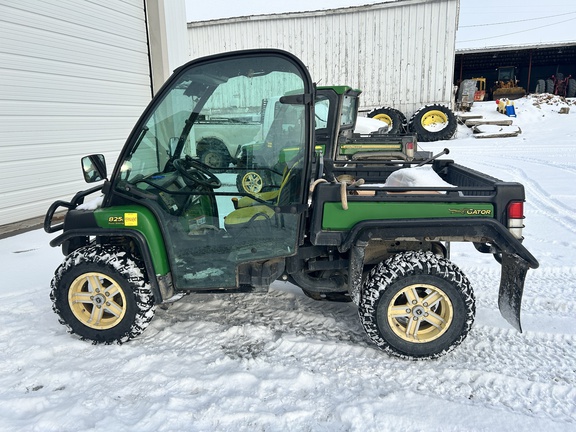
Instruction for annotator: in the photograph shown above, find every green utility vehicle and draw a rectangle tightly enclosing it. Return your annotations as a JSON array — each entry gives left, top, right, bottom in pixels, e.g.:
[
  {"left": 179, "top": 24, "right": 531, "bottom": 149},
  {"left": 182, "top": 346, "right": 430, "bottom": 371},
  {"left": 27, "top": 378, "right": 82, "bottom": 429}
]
[
  {"left": 235, "top": 85, "right": 423, "bottom": 195},
  {"left": 45, "top": 49, "right": 538, "bottom": 359}
]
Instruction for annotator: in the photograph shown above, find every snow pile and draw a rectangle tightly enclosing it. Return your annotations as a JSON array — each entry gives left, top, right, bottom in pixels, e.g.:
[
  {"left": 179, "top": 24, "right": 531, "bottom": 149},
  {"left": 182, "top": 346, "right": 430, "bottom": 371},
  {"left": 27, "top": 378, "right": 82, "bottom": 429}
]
[
  {"left": 383, "top": 166, "right": 455, "bottom": 190},
  {"left": 354, "top": 116, "right": 388, "bottom": 134},
  {"left": 76, "top": 195, "right": 103, "bottom": 211}
]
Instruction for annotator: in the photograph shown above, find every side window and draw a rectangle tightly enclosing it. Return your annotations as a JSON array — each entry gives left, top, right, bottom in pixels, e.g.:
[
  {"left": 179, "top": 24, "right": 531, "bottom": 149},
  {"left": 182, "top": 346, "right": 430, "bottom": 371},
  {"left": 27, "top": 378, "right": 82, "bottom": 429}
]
[
  {"left": 340, "top": 94, "right": 357, "bottom": 128},
  {"left": 315, "top": 97, "right": 330, "bottom": 130}
]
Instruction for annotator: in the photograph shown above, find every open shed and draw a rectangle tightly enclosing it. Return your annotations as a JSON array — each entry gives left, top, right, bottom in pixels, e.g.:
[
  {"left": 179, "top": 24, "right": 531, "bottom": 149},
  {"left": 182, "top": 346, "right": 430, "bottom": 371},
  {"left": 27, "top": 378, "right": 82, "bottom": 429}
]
[{"left": 454, "top": 42, "right": 576, "bottom": 97}]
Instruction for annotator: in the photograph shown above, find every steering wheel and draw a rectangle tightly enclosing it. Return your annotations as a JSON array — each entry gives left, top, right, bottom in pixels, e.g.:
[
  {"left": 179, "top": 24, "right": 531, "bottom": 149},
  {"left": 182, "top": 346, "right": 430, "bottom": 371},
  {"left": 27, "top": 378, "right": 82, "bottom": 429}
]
[{"left": 173, "top": 158, "right": 222, "bottom": 189}]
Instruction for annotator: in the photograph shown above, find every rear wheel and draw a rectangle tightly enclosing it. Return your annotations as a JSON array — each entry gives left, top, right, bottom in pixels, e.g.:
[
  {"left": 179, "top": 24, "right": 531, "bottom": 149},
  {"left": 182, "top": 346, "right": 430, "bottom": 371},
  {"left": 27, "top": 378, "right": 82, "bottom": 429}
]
[
  {"left": 367, "top": 106, "right": 407, "bottom": 134},
  {"left": 568, "top": 79, "right": 576, "bottom": 98},
  {"left": 50, "top": 245, "right": 156, "bottom": 344},
  {"left": 359, "top": 251, "right": 475, "bottom": 359},
  {"left": 535, "top": 79, "right": 546, "bottom": 94},
  {"left": 408, "top": 104, "right": 457, "bottom": 142}
]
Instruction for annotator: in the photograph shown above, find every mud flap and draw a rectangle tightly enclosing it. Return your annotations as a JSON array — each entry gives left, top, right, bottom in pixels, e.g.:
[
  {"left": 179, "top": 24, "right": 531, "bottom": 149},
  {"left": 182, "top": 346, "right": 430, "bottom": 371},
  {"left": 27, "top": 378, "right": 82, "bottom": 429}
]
[{"left": 498, "top": 253, "right": 530, "bottom": 332}]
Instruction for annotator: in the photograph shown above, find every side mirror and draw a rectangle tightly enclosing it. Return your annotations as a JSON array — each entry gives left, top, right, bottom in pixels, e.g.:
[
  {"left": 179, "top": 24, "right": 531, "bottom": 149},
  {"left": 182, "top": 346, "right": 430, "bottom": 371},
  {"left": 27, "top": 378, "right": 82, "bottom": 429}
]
[{"left": 81, "top": 154, "right": 107, "bottom": 183}]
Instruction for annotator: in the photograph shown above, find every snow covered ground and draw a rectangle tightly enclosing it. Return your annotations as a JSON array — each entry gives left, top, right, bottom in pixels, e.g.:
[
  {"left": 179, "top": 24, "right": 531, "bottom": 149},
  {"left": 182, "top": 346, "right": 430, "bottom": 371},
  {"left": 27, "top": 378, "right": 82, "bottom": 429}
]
[{"left": 1, "top": 96, "right": 575, "bottom": 431}]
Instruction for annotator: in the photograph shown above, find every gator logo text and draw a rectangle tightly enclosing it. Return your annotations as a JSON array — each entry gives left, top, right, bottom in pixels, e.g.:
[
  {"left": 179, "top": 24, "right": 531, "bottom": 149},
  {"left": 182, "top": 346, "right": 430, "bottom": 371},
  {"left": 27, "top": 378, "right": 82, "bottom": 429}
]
[{"left": 449, "top": 208, "right": 492, "bottom": 216}]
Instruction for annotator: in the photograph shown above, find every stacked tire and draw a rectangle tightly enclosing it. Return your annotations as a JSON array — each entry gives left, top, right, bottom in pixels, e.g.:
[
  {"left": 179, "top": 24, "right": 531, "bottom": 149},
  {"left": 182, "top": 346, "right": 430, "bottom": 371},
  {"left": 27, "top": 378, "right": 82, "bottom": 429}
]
[
  {"left": 367, "top": 106, "right": 407, "bottom": 134},
  {"left": 407, "top": 104, "right": 457, "bottom": 142},
  {"left": 368, "top": 104, "right": 457, "bottom": 142}
]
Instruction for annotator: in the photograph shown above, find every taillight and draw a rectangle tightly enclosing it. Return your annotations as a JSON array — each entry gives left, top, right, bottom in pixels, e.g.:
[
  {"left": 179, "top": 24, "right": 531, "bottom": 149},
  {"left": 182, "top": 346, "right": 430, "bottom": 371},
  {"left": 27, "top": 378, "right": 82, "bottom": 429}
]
[
  {"left": 406, "top": 142, "right": 415, "bottom": 159},
  {"left": 507, "top": 201, "right": 525, "bottom": 239}
]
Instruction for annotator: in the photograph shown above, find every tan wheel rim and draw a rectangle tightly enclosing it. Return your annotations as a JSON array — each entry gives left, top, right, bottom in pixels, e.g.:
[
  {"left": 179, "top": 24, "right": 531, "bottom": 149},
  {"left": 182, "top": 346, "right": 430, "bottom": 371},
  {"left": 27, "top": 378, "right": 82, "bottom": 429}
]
[
  {"left": 387, "top": 283, "right": 454, "bottom": 343},
  {"left": 68, "top": 272, "right": 127, "bottom": 330},
  {"left": 420, "top": 110, "right": 448, "bottom": 130},
  {"left": 241, "top": 171, "right": 263, "bottom": 193}
]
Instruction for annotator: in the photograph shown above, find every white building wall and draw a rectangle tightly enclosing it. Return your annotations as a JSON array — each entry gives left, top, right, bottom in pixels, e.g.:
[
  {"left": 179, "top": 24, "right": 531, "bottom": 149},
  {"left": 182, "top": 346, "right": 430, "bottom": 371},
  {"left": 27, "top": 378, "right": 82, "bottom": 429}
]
[
  {"left": 0, "top": 0, "right": 187, "bottom": 227},
  {"left": 146, "top": 0, "right": 190, "bottom": 93},
  {"left": 187, "top": 0, "right": 459, "bottom": 116}
]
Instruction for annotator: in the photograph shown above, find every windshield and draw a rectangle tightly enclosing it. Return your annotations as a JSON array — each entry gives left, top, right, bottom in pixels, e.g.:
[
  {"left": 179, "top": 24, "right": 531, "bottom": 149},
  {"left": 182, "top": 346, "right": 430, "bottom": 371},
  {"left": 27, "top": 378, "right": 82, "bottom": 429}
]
[{"left": 120, "top": 56, "right": 306, "bottom": 183}]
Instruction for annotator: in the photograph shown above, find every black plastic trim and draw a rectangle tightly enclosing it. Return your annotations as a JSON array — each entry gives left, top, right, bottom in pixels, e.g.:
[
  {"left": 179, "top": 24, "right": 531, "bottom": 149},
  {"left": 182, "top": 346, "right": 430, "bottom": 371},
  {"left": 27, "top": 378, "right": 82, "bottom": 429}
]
[
  {"left": 334, "top": 218, "right": 538, "bottom": 269},
  {"left": 50, "top": 228, "right": 165, "bottom": 304}
]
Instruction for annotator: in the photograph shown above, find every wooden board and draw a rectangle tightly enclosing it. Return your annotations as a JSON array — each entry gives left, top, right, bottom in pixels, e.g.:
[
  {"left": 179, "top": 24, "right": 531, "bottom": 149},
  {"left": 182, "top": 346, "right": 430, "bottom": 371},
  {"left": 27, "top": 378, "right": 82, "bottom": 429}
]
[
  {"left": 457, "top": 114, "right": 483, "bottom": 121},
  {"left": 465, "top": 119, "right": 514, "bottom": 127},
  {"left": 472, "top": 124, "right": 521, "bottom": 138},
  {"left": 474, "top": 131, "right": 520, "bottom": 139}
]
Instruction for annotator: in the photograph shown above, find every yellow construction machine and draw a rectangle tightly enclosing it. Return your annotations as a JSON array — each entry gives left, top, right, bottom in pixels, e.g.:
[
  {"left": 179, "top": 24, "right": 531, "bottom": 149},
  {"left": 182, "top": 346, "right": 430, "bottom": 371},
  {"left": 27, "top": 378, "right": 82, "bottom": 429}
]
[{"left": 492, "top": 66, "right": 526, "bottom": 100}]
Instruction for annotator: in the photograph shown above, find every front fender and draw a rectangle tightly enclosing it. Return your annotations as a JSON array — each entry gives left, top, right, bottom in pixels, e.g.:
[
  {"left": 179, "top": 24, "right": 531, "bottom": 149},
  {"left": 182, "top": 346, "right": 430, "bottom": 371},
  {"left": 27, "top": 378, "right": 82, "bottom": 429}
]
[
  {"left": 50, "top": 228, "right": 170, "bottom": 304},
  {"left": 50, "top": 205, "right": 172, "bottom": 304}
]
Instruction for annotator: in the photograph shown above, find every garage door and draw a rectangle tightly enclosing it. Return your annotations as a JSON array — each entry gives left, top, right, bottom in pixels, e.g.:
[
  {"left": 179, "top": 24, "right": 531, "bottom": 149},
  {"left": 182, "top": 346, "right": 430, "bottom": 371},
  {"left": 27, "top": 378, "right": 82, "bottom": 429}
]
[{"left": 0, "top": 0, "right": 152, "bottom": 226}]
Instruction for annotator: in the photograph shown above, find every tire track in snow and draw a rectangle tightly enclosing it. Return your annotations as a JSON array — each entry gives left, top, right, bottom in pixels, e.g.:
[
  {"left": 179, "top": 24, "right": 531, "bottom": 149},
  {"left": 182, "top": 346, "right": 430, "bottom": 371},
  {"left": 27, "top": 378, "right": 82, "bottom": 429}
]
[
  {"left": 266, "top": 328, "right": 576, "bottom": 423},
  {"left": 473, "top": 160, "right": 576, "bottom": 235},
  {"left": 143, "top": 282, "right": 576, "bottom": 424},
  {"left": 502, "top": 154, "right": 576, "bottom": 177},
  {"left": 463, "top": 266, "right": 576, "bottom": 319}
]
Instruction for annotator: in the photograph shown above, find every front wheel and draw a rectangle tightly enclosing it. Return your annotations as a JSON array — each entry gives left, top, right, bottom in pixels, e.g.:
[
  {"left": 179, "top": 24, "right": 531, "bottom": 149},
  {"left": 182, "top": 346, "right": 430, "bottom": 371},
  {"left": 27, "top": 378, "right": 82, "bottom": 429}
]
[
  {"left": 50, "top": 245, "right": 156, "bottom": 344},
  {"left": 359, "top": 251, "right": 475, "bottom": 359},
  {"left": 236, "top": 170, "right": 271, "bottom": 194}
]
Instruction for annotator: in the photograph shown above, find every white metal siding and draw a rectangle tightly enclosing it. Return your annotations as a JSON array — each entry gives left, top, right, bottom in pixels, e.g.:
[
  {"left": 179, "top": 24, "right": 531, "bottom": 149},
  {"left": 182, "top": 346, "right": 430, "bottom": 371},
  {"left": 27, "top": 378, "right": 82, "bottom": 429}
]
[
  {"left": 0, "top": 0, "right": 151, "bottom": 226},
  {"left": 188, "top": 0, "right": 458, "bottom": 116}
]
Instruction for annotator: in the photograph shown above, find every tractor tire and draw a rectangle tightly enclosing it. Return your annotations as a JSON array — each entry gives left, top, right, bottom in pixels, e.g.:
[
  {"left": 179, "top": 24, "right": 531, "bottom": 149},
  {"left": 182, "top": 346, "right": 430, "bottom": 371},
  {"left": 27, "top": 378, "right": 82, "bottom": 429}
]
[
  {"left": 568, "top": 79, "right": 576, "bottom": 98},
  {"left": 545, "top": 79, "right": 554, "bottom": 94},
  {"left": 535, "top": 79, "right": 546, "bottom": 94},
  {"left": 408, "top": 104, "right": 457, "bottom": 142},
  {"left": 359, "top": 250, "right": 475, "bottom": 359},
  {"left": 367, "top": 106, "right": 407, "bottom": 134},
  {"left": 197, "top": 138, "right": 231, "bottom": 169},
  {"left": 50, "top": 245, "right": 156, "bottom": 344}
]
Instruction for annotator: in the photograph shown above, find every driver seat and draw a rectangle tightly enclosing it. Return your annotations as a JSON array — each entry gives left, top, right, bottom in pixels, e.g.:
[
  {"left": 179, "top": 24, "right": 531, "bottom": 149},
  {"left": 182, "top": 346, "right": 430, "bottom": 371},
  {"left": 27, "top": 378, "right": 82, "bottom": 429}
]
[{"left": 224, "top": 158, "right": 303, "bottom": 235}]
